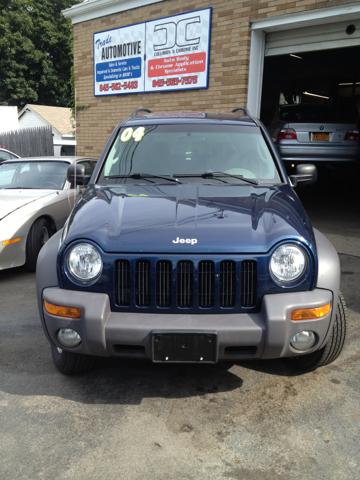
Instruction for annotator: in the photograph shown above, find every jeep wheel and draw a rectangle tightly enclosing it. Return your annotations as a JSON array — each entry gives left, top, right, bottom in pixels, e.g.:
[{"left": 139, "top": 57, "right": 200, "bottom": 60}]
[
  {"left": 51, "top": 345, "right": 97, "bottom": 375},
  {"left": 285, "top": 292, "right": 347, "bottom": 372},
  {"left": 25, "top": 218, "right": 51, "bottom": 271}
]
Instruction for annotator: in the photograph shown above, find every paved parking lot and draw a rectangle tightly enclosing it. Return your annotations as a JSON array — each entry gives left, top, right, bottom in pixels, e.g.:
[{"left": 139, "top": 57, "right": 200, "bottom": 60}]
[{"left": 0, "top": 179, "right": 359, "bottom": 480}]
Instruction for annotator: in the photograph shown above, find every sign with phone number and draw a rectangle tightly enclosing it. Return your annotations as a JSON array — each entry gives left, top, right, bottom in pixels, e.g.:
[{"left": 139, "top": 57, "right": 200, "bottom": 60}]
[{"left": 93, "top": 8, "right": 211, "bottom": 96}]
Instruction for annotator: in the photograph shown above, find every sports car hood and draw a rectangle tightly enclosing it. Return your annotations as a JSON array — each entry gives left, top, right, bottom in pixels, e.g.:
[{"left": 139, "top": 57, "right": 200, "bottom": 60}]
[
  {"left": 0, "top": 190, "right": 55, "bottom": 221},
  {"left": 64, "top": 184, "right": 315, "bottom": 254}
]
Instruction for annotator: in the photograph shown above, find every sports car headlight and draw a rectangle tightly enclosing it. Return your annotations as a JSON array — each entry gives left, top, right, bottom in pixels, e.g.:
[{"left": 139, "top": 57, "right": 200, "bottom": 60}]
[
  {"left": 270, "top": 244, "right": 308, "bottom": 284},
  {"left": 66, "top": 243, "right": 103, "bottom": 283}
]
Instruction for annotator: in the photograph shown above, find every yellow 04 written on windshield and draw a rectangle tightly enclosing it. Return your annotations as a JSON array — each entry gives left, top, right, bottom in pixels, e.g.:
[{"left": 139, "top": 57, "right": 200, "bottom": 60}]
[{"left": 120, "top": 127, "right": 145, "bottom": 142}]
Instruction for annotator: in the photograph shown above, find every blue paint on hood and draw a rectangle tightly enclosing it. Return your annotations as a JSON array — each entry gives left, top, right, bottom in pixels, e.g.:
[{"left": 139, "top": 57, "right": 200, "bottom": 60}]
[{"left": 64, "top": 183, "right": 315, "bottom": 254}]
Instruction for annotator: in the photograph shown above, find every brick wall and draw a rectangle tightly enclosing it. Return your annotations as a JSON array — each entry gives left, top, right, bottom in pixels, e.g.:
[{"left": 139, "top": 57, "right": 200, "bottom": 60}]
[{"left": 73, "top": 0, "right": 350, "bottom": 157}]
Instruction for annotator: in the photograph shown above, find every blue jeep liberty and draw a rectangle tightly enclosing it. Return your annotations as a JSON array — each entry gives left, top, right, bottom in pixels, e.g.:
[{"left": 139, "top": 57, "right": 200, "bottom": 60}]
[{"left": 36, "top": 108, "right": 347, "bottom": 374}]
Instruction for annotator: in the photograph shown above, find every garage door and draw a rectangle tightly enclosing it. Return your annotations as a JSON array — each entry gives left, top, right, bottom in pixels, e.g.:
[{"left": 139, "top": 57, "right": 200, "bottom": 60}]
[{"left": 265, "top": 19, "right": 360, "bottom": 56}]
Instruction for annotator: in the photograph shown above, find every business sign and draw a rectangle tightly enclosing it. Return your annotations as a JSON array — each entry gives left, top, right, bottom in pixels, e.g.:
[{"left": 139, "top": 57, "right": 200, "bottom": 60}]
[{"left": 93, "top": 8, "right": 211, "bottom": 96}]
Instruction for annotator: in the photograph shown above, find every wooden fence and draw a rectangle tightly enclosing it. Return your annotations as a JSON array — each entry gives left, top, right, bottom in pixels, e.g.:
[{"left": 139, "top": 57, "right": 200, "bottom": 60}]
[{"left": 0, "top": 126, "right": 54, "bottom": 157}]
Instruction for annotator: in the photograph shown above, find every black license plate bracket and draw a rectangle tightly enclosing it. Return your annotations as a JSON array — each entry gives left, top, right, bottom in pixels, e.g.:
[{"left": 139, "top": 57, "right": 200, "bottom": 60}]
[{"left": 152, "top": 331, "right": 218, "bottom": 363}]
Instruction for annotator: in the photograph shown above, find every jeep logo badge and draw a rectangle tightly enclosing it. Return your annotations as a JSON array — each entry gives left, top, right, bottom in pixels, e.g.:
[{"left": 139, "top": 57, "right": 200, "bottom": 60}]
[{"left": 173, "top": 237, "right": 198, "bottom": 245}]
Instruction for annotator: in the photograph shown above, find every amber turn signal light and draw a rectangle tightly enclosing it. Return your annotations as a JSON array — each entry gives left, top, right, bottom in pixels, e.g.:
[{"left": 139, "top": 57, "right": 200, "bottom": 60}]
[
  {"left": 291, "top": 303, "right": 331, "bottom": 321},
  {"left": 2, "top": 237, "right": 20, "bottom": 246},
  {"left": 44, "top": 300, "right": 81, "bottom": 318}
]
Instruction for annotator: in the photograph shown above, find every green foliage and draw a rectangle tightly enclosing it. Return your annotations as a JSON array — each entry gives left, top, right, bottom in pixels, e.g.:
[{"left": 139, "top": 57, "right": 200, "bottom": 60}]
[{"left": 0, "top": 0, "right": 82, "bottom": 109}]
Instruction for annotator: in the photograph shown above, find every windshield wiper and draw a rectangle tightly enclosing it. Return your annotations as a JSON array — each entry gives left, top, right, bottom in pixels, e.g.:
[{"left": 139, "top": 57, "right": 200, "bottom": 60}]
[
  {"left": 204, "top": 172, "right": 259, "bottom": 185},
  {"left": 106, "top": 173, "right": 182, "bottom": 184},
  {"left": 175, "top": 172, "right": 259, "bottom": 185},
  {"left": 4, "top": 187, "right": 34, "bottom": 189}
]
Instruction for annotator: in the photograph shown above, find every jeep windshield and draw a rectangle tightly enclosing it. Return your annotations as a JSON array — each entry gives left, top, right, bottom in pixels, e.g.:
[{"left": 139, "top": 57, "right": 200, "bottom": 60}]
[{"left": 98, "top": 124, "right": 281, "bottom": 185}]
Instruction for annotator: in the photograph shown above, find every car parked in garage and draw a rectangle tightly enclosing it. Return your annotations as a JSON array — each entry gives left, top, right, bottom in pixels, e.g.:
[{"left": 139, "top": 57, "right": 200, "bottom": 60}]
[
  {"left": 0, "top": 156, "right": 97, "bottom": 271},
  {"left": 36, "top": 107, "right": 347, "bottom": 376},
  {"left": 272, "top": 104, "right": 360, "bottom": 168},
  {"left": 0, "top": 147, "right": 20, "bottom": 162}
]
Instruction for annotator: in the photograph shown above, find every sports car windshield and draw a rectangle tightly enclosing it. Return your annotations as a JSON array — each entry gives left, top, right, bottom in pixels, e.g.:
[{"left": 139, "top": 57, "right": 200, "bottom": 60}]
[
  {"left": 99, "top": 124, "right": 281, "bottom": 184},
  {"left": 0, "top": 161, "right": 69, "bottom": 189}
]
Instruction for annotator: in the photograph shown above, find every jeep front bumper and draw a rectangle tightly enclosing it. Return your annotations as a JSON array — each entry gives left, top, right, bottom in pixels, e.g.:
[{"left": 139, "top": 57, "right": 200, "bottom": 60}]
[{"left": 40, "top": 287, "right": 334, "bottom": 361}]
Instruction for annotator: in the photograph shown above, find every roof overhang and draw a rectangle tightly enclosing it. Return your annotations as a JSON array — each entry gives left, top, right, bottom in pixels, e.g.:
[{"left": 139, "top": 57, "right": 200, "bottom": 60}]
[
  {"left": 251, "top": 2, "right": 360, "bottom": 32},
  {"left": 62, "top": 0, "right": 163, "bottom": 25}
]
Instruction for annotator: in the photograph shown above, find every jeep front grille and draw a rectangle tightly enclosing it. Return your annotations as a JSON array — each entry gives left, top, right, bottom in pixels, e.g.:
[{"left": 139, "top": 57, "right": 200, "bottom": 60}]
[
  {"left": 115, "top": 258, "right": 257, "bottom": 311},
  {"left": 156, "top": 260, "right": 172, "bottom": 307},
  {"left": 135, "top": 260, "right": 151, "bottom": 307},
  {"left": 115, "top": 259, "right": 130, "bottom": 306},
  {"left": 241, "top": 260, "right": 257, "bottom": 307},
  {"left": 219, "top": 260, "right": 236, "bottom": 307},
  {"left": 198, "top": 261, "right": 215, "bottom": 308},
  {"left": 177, "top": 260, "right": 194, "bottom": 308}
]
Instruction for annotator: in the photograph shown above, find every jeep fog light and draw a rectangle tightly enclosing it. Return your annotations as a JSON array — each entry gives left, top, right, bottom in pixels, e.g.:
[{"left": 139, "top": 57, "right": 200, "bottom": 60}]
[
  {"left": 57, "top": 328, "right": 81, "bottom": 347},
  {"left": 67, "top": 242, "right": 102, "bottom": 283},
  {"left": 290, "top": 331, "right": 316, "bottom": 351}
]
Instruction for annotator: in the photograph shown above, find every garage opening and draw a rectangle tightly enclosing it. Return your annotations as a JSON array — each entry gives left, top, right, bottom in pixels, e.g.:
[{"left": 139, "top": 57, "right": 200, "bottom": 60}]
[
  {"left": 259, "top": 20, "right": 360, "bottom": 181},
  {"left": 261, "top": 45, "right": 360, "bottom": 131},
  {"left": 260, "top": 15, "right": 360, "bottom": 127}
]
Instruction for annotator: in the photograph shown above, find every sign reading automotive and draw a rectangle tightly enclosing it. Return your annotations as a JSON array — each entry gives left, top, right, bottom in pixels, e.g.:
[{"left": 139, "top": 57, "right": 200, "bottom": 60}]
[
  {"left": 93, "top": 8, "right": 211, "bottom": 96},
  {"left": 94, "top": 23, "right": 145, "bottom": 95}
]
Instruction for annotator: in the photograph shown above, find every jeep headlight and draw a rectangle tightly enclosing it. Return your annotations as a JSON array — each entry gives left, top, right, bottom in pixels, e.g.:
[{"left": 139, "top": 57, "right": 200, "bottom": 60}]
[
  {"left": 66, "top": 243, "right": 103, "bottom": 284},
  {"left": 270, "top": 244, "right": 308, "bottom": 284}
]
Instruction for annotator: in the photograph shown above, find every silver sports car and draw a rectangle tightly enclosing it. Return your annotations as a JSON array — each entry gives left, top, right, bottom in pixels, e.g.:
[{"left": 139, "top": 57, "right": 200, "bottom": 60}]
[
  {"left": 273, "top": 104, "right": 360, "bottom": 165},
  {"left": 0, "top": 147, "right": 20, "bottom": 162},
  {"left": 0, "top": 156, "right": 97, "bottom": 271}
]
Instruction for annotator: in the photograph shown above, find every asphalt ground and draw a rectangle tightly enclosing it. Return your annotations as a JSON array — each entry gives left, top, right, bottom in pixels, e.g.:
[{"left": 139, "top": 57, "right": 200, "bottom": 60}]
[{"left": 0, "top": 175, "right": 359, "bottom": 480}]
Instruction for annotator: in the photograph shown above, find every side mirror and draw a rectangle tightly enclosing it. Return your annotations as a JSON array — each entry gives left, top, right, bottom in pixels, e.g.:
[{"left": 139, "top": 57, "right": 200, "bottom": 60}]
[
  {"left": 289, "top": 164, "right": 317, "bottom": 187},
  {"left": 66, "top": 164, "right": 90, "bottom": 187}
]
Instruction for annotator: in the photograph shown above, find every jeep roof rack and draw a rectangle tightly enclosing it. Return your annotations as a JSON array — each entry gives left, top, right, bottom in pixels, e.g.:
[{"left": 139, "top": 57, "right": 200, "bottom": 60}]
[
  {"left": 232, "top": 107, "right": 251, "bottom": 116},
  {"left": 232, "top": 107, "right": 261, "bottom": 126},
  {"left": 131, "top": 107, "right": 152, "bottom": 117}
]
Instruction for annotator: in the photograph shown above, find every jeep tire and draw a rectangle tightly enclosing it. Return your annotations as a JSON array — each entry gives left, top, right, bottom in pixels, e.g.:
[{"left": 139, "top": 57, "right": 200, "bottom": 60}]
[{"left": 51, "top": 345, "right": 97, "bottom": 375}]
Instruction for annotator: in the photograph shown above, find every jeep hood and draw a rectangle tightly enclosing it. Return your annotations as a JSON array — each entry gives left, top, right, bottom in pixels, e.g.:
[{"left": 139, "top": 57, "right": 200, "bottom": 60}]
[
  {"left": 64, "top": 184, "right": 315, "bottom": 254},
  {"left": 0, "top": 190, "right": 55, "bottom": 221}
]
